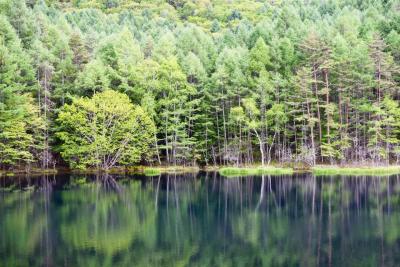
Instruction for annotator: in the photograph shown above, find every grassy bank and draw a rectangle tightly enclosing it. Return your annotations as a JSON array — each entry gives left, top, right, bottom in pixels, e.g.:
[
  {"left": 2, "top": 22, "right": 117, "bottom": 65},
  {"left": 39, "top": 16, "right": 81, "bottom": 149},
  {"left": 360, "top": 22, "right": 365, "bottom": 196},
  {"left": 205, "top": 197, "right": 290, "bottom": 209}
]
[
  {"left": 143, "top": 168, "right": 162, "bottom": 176},
  {"left": 3, "top": 165, "right": 399, "bottom": 178},
  {"left": 141, "top": 166, "right": 200, "bottom": 176},
  {"left": 68, "top": 166, "right": 200, "bottom": 176},
  {"left": 219, "top": 166, "right": 294, "bottom": 177},
  {"left": 312, "top": 166, "right": 400, "bottom": 176},
  {"left": 0, "top": 168, "right": 58, "bottom": 177}
]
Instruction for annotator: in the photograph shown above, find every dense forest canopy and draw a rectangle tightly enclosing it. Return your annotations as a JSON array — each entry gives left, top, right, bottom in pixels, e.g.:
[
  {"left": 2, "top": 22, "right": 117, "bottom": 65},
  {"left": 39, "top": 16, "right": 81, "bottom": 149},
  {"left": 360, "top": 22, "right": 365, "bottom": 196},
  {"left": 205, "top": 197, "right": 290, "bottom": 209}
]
[{"left": 0, "top": 0, "right": 399, "bottom": 170}]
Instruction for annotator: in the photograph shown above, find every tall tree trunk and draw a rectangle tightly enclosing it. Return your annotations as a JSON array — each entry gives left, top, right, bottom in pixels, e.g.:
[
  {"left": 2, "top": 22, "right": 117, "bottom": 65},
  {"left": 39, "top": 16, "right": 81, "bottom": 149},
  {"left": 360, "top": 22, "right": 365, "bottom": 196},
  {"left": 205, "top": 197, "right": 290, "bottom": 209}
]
[
  {"left": 324, "top": 70, "right": 332, "bottom": 164},
  {"left": 222, "top": 101, "right": 227, "bottom": 165},
  {"left": 313, "top": 66, "right": 323, "bottom": 162}
]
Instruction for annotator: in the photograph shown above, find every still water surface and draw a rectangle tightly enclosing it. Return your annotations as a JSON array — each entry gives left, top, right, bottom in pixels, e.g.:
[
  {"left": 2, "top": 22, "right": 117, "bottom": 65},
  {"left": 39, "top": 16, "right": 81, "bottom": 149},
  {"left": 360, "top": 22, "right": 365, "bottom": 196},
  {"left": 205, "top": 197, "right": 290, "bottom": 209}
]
[{"left": 1, "top": 172, "right": 400, "bottom": 267}]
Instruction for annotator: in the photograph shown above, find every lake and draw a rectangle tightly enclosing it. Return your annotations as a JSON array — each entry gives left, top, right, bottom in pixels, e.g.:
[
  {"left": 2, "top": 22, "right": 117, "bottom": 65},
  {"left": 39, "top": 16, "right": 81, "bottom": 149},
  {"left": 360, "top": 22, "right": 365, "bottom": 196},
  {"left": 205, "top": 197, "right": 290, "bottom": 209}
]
[{"left": 1, "top": 172, "right": 400, "bottom": 267}]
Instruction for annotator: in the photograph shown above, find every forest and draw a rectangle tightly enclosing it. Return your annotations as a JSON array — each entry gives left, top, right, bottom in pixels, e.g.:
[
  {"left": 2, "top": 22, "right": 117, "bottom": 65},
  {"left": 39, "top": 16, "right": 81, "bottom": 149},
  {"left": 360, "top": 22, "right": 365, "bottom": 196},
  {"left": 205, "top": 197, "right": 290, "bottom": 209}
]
[{"left": 0, "top": 0, "right": 399, "bottom": 171}]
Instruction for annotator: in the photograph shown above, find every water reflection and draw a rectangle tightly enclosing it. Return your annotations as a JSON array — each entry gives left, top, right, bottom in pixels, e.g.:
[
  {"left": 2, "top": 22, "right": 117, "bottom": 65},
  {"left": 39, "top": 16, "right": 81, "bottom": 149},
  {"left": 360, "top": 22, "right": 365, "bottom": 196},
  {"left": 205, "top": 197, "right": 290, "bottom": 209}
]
[{"left": 1, "top": 173, "right": 400, "bottom": 266}]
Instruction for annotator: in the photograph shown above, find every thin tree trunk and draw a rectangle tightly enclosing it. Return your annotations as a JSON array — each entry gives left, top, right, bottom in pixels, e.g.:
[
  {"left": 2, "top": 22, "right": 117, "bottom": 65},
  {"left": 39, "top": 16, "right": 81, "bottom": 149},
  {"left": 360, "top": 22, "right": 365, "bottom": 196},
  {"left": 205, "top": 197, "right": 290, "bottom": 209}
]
[{"left": 313, "top": 66, "right": 323, "bottom": 162}]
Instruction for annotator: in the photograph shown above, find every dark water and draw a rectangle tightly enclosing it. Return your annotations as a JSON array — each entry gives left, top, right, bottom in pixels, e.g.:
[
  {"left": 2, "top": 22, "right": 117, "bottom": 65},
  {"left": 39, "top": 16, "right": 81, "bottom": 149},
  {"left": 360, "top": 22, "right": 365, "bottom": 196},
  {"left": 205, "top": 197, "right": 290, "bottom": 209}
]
[{"left": 1, "top": 172, "right": 400, "bottom": 267}]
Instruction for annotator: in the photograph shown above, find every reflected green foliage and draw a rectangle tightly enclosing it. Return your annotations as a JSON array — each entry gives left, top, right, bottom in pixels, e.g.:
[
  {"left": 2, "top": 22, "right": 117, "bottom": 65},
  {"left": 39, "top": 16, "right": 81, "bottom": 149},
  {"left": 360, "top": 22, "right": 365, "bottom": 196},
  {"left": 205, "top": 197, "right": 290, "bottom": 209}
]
[{"left": 1, "top": 173, "right": 400, "bottom": 266}]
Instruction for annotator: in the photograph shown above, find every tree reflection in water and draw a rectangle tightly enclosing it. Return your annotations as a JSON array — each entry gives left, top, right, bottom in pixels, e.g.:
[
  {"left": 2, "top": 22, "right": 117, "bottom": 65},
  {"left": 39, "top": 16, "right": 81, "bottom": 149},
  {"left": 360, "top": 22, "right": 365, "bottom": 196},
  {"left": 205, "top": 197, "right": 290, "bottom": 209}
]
[{"left": 1, "top": 173, "right": 400, "bottom": 266}]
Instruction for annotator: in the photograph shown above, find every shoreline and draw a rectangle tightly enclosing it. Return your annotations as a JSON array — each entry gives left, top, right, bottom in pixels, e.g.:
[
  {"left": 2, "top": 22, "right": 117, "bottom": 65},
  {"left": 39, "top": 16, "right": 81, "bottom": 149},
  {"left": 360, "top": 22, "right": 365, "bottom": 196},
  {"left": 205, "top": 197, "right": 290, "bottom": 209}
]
[
  {"left": 1, "top": 164, "right": 400, "bottom": 177},
  {"left": 311, "top": 165, "right": 400, "bottom": 176}
]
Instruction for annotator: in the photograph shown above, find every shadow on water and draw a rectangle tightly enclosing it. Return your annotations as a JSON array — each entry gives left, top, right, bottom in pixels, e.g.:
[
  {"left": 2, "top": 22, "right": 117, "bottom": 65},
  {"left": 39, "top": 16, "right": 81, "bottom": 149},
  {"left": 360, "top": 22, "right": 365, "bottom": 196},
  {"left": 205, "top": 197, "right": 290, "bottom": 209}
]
[{"left": 1, "top": 172, "right": 400, "bottom": 266}]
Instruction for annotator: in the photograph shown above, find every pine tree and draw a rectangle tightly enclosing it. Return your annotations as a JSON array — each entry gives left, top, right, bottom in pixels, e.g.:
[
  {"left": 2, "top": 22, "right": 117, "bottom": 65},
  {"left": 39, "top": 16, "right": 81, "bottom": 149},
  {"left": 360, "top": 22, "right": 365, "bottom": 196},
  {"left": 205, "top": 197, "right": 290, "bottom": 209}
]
[{"left": 0, "top": 19, "right": 43, "bottom": 169}]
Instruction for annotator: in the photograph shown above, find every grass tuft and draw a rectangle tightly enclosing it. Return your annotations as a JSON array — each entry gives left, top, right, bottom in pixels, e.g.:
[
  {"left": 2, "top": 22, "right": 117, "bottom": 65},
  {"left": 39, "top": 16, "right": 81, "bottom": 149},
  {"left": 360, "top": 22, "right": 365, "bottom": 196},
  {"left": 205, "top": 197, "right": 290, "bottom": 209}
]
[
  {"left": 143, "top": 168, "right": 162, "bottom": 176},
  {"left": 143, "top": 166, "right": 199, "bottom": 176},
  {"left": 219, "top": 166, "right": 293, "bottom": 177},
  {"left": 312, "top": 166, "right": 400, "bottom": 176}
]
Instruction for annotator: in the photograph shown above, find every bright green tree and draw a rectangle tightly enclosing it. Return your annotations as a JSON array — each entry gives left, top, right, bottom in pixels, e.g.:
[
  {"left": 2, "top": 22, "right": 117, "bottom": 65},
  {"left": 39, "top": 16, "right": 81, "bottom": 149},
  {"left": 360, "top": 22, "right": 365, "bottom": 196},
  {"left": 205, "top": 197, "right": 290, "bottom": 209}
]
[{"left": 56, "top": 90, "right": 156, "bottom": 170}]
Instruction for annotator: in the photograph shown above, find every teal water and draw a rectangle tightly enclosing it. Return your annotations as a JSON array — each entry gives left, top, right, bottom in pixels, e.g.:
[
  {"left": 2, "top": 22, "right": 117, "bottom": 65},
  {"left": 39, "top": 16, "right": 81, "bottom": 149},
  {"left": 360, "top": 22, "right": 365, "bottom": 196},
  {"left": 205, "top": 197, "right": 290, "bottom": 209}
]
[{"left": 1, "top": 172, "right": 400, "bottom": 267}]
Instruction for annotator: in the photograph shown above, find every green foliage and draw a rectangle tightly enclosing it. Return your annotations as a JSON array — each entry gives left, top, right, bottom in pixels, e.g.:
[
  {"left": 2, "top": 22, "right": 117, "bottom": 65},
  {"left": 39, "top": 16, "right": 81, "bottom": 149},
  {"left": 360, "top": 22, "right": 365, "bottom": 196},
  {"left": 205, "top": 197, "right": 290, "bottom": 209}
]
[
  {"left": 249, "top": 37, "right": 270, "bottom": 75},
  {"left": 56, "top": 90, "right": 155, "bottom": 169},
  {"left": 1, "top": 0, "right": 400, "bottom": 170},
  {"left": 0, "top": 15, "right": 42, "bottom": 168},
  {"left": 0, "top": 94, "right": 43, "bottom": 167},
  {"left": 75, "top": 59, "right": 109, "bottom": 96}
]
